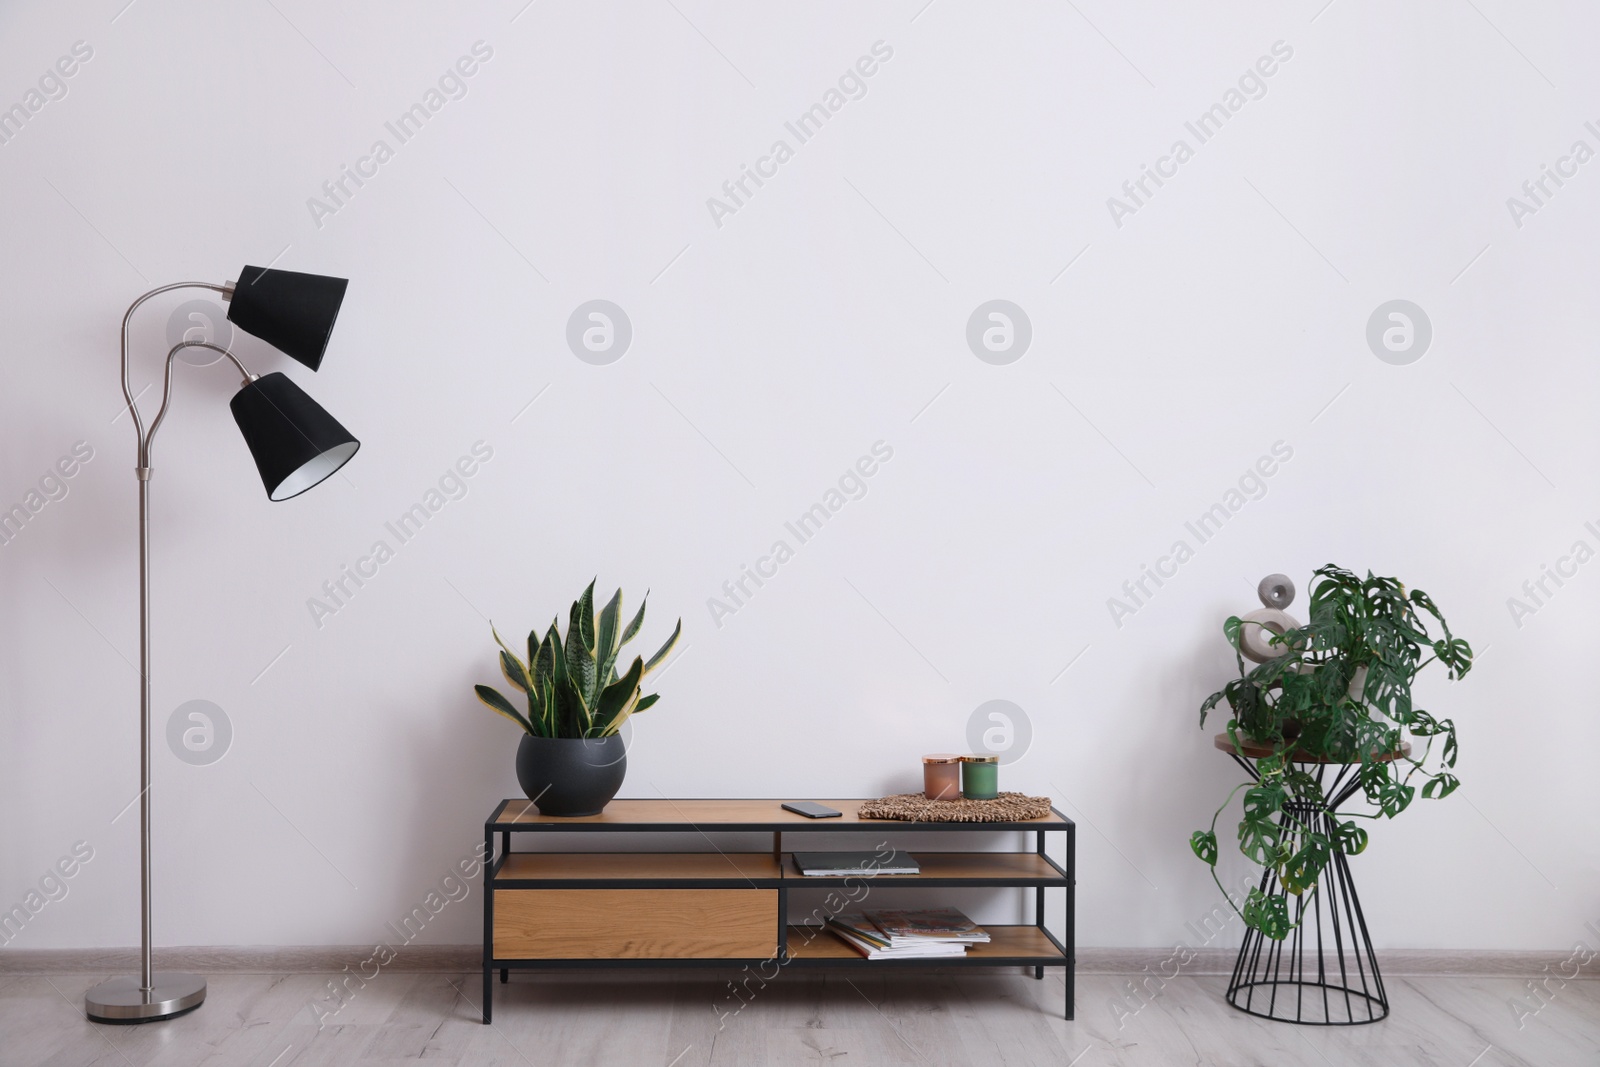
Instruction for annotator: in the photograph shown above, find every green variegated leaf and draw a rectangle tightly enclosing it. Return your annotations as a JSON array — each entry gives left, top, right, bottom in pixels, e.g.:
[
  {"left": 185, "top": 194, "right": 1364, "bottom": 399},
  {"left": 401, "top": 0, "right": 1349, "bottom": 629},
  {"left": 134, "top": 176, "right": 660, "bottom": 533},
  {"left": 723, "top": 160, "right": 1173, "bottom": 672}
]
[
  {"left": 538, "top": 677, "right": 557, "bottom": 737},
  {"left": 548, "top": 621, "right": 566, "bottom": 686},
  {"left": 594, "top": 656, "right": 643, "bottom": 733},
  {"left": 599, "top": 687, "right": 641, "bottom": 737},
  {"left": 566, "top": 631, "right": 597, "bottom": 711},
  {"left": 1190, "top": 830, "right": 1218, "bottom": 866},
  {"left": 553, "top": 677, "right": 581, "bottom": 736},
  {"left": 633, "top": 693, "right": 659, "bottom": 713},
  {"left": 620, "top": 595, "right": 647, "bottom": 646},
  {"left": 575, "top": 579, "right": 596, "bottom": 653},
  {"left": 572, "top": 682, "right": 592, "bottom": 733},
  {"left": 491, "top": 625, "right": 532, "bottom": 689},
  {"left": 533, "top": 629, "right": 557, "bottom": 693},
  {"left": 500, "top": 651, "right": 531, "bottom": 694},
  {"left": 596, "top": 588, "right": 622, "bottom": 682},
  {"left": 643, "top": 617, "right": 682, "bottom": 675},
  {"left": 475, "top": 685, "right": 532, "bottom": 734}
]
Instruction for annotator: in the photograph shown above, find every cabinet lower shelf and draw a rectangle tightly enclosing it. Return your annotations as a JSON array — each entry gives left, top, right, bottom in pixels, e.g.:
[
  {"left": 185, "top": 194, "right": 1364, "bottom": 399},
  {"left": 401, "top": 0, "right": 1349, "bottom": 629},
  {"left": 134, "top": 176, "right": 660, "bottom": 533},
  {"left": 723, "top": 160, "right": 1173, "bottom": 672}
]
[{"left": 784, "top": 924, "right": 1068, "bottom": 964}]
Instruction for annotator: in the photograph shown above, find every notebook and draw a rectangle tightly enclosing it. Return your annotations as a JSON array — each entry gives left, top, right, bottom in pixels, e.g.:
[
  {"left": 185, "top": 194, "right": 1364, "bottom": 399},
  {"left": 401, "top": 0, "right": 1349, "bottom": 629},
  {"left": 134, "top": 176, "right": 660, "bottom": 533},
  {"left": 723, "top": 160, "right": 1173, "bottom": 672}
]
[{"left": 792, "top": 850, "right": 921, "bottom": 876}]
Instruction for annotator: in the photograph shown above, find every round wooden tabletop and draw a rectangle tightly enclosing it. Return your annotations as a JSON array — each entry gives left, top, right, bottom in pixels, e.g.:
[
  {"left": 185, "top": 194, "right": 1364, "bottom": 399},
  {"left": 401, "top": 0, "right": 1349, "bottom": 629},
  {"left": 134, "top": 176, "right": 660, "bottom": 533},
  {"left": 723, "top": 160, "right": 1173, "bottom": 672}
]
[{"left": 1213, "top": 732, "right": 1412, "bottom": 764}]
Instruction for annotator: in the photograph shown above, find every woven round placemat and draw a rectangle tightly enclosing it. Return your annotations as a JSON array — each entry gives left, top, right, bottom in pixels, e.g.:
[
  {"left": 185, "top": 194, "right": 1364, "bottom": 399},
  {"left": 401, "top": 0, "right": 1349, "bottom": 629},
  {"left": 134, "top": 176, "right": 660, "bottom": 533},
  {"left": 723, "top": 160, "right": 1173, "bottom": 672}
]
[{"left": 857, "top": 791, "right": 1053, "bottom": 822}]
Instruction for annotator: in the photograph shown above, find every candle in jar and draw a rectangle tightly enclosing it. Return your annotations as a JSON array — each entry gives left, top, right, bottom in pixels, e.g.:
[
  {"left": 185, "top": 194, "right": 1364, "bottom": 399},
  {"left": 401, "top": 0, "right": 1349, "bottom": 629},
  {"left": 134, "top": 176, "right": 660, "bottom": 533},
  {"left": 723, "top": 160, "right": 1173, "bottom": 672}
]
[
  {"left": 922, "top": 754, "right": 961, "bottom": 800},
  {"left": 961, "top": 754, "right": 999, "bottom": 800}
]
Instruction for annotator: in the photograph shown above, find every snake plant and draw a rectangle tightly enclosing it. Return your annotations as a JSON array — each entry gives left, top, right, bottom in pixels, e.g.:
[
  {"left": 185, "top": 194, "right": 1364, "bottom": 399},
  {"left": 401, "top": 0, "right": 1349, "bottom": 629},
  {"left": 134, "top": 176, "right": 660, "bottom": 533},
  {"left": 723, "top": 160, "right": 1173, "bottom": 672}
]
[
  {"left": 1191, "top": 565, "right": 1472, "bottom": 940},
  {"left": 475, "top": 580, "right": 681, "bottom": 739}
]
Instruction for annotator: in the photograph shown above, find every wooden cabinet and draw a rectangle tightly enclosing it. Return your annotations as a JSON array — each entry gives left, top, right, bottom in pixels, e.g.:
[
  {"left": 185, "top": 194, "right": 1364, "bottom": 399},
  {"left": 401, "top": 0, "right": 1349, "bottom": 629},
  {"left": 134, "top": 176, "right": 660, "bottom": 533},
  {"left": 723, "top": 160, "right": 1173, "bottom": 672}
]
[{"left": 480, "top": 799, "right": 1075, "bottom": 1023}]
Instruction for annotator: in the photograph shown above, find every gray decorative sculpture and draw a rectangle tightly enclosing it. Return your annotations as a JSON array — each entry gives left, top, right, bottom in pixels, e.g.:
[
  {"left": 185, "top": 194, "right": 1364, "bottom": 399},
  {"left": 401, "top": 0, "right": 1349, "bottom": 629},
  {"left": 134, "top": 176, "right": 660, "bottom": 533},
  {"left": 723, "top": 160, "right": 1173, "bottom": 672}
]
[{"left": 1239, "top": 573, "right": 1300, "bottom": 663}]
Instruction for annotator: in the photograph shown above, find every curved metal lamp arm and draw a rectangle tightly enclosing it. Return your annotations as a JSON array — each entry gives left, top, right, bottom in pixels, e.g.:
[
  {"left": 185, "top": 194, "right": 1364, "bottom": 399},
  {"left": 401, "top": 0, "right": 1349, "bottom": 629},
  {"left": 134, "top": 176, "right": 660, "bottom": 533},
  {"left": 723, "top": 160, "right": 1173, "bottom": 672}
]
[
  {"left": 143, "top": 342, "right": 258, "bottom": 463},
  {"left": 120, "top": 281, "right": 231, "bottom": 466}
]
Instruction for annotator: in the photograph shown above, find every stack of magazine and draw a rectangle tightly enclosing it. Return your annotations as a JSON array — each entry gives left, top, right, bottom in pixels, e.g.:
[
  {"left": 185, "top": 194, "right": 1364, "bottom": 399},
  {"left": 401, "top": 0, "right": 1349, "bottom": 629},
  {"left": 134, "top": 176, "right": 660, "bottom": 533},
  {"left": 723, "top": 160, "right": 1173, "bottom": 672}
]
[{"left": 825, "top": 908, "right": 991, "bottom": 959}]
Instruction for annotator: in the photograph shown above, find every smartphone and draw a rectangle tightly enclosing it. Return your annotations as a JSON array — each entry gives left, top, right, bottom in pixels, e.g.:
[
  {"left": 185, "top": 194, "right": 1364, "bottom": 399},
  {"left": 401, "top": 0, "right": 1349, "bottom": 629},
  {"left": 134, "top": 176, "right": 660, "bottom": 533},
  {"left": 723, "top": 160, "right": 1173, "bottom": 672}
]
[{"left": 782, "top": 801, "right": 842, "bottom": 819}]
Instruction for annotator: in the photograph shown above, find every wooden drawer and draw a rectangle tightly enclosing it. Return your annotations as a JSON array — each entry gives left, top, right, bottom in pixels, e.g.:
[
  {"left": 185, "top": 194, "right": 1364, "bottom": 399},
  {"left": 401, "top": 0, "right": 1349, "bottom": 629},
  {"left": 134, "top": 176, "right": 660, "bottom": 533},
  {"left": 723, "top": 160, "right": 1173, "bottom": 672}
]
[{"left": 493, "top": 888, "right": 777, "bottom": 959}]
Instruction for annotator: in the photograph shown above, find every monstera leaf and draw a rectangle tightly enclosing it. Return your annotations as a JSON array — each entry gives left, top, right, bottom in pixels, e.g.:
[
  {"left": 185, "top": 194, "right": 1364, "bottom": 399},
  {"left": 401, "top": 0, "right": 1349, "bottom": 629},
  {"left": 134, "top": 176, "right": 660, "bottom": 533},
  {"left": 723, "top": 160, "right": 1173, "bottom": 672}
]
[
  {"left": 1190, "top": 830, "right": 1218, "bottom": 866},
  {"left": 1242, "top": 888, "right": 1292, "bottom": 941}
]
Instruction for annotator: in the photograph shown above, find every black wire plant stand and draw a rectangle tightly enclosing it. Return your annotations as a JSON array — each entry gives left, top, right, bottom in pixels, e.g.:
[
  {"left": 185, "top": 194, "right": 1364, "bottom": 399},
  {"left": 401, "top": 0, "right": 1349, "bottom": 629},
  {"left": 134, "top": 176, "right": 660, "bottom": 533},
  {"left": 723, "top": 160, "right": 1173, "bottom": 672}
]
[{"left": 1219, "top": 739, "right": 1397, "bottom": 1025}]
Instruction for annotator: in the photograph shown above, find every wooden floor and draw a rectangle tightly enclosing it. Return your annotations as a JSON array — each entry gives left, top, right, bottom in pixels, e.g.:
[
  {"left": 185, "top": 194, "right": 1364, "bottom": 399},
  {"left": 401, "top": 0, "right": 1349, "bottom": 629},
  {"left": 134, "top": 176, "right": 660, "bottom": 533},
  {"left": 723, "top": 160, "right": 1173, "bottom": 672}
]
[{"left": 1, "top": 969, "right": 1596, "bottom": 1066}]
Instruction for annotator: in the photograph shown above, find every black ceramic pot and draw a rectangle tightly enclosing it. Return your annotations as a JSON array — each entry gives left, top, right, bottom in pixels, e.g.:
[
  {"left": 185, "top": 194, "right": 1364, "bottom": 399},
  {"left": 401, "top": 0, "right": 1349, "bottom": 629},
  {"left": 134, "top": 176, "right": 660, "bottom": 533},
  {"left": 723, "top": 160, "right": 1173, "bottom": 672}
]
[{"left": 515, "top": 734, "right": 627, "bottom": 816}]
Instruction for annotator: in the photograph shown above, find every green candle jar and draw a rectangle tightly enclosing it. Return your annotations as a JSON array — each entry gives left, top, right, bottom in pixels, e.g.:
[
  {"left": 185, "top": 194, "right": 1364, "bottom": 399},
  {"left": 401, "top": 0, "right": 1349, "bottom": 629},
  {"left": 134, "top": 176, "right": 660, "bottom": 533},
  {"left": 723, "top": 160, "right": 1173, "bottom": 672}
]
[{"left": 961, "top": 754, "right": 999, "bottom": 800}]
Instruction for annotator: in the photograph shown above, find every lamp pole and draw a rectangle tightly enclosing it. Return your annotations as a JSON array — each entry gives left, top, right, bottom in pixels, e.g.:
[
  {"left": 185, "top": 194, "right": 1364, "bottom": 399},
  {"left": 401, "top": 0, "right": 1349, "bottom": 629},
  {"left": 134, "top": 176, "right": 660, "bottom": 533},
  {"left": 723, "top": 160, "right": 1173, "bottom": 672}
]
[{"left": 87, "top": 282, "right": 249, "bottom": 1023}]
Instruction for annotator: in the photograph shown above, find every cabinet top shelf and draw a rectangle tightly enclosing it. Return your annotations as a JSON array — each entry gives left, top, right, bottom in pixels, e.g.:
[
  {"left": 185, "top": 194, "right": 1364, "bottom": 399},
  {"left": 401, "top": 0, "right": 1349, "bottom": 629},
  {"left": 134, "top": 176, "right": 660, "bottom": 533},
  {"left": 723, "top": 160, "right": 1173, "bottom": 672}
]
[
  {"left": 491, "top": 850, "right": 1068, "bottom": 887},
  {"left": 488, "top": 798, "right": 1071, "bottom": 832}
]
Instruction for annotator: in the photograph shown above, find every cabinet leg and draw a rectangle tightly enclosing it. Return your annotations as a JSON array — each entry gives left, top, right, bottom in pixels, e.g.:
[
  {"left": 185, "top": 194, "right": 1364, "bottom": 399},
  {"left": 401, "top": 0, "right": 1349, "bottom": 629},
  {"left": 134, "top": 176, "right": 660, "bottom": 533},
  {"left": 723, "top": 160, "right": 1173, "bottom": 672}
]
[
  {"left": 1034, "top": 966, "right": 1043, "bottom": 979},
  {"left": 482, "top": 967, "right": 492, "bottom": 1024},
  {"left": 500, "top": 969, "right": 509, "bottom": 984}
]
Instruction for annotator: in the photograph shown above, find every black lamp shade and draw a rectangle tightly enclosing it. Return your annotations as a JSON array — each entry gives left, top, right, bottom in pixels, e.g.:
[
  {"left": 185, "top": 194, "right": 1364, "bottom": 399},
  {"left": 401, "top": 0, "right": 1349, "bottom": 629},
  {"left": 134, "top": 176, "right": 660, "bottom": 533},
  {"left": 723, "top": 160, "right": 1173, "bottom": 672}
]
[
  {"left": 226, "top": 265, "right": 348, "bottom": 371},
  {"left": 230, "top": 373, "right": 360, "bottom": 501}
]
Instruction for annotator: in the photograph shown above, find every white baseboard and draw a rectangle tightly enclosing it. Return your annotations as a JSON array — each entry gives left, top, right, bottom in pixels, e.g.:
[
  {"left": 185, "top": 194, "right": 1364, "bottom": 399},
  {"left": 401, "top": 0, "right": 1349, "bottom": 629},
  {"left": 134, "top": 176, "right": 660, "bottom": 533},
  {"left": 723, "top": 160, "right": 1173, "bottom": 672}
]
[
  {"left": 0, "top": 945, "right": 480, "bottom": 974},
  {"left": 0, "top": 945, "right": 1585, "bottom": 978},
  {"left": 1074, "top": 946, "right": 1585, "bottom": 978}
]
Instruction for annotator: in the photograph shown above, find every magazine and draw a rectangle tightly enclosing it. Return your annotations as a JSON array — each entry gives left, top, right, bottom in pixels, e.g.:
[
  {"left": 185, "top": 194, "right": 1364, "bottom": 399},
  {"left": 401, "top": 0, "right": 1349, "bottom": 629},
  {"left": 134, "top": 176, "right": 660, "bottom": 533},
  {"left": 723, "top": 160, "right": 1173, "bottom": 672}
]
[
  {"left": 825, "top": 914, "right": 968, "bottom": 959},
  {"left": 863, "top": 908, "right": 991, "bottom": 944}
]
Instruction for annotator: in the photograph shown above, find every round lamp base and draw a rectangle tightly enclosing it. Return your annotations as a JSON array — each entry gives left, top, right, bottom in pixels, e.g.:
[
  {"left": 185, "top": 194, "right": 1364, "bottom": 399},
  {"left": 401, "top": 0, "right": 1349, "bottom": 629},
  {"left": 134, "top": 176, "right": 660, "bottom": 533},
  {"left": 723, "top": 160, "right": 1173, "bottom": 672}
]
[{"left": 85, "top": 972, "right": 206, "bottom": 1024}]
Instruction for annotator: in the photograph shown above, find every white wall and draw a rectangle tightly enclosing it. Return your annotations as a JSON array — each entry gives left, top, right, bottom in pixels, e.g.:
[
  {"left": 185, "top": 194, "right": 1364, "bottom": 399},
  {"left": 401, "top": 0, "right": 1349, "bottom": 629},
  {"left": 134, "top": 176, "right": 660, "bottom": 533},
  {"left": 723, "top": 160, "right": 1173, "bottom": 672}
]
[{"left": 1, "top": 0, "right": 1595, "bottom": 954}]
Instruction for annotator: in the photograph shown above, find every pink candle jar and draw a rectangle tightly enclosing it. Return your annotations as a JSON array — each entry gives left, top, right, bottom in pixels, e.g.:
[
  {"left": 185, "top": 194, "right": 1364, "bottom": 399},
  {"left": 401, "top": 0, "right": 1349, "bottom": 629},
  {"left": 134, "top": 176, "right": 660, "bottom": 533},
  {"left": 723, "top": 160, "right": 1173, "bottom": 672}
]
[{"left": 922, "top": 754, "right": 961, "bottom": 800}]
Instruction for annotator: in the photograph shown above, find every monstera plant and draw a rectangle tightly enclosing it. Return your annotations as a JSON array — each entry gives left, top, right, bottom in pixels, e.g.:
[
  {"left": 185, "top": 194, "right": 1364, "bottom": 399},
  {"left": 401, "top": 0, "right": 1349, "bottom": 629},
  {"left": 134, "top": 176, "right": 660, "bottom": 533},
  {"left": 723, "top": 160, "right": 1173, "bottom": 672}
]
[
  {"left": 1190, "top": 565, "right": 1472, "bottom": 939},
  {"left": 474, "top": 580, "right": 680, "bottom": 815}
]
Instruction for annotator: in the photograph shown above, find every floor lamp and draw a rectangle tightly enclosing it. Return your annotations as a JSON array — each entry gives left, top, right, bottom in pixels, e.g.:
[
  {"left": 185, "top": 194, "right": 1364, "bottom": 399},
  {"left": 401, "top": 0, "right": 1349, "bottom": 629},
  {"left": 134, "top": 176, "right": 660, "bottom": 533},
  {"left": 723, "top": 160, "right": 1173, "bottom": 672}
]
[{"left": 86, "top": 266, "right": 361, "bottom": 1024}]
